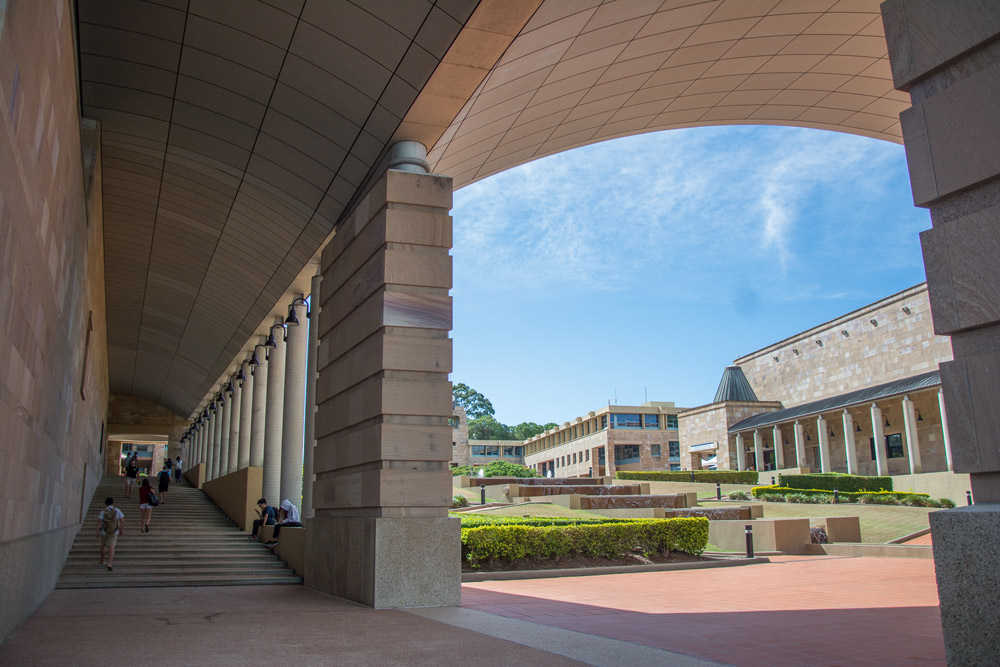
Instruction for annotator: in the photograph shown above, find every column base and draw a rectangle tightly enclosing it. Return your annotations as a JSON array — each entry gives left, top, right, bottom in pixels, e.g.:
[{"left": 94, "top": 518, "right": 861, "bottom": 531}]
[
  {"left": 304, "top": 515, "right": 461, "bottom": 608},
  {"left": 929, "top": 503, "right": 1000, "bottom": 664}
]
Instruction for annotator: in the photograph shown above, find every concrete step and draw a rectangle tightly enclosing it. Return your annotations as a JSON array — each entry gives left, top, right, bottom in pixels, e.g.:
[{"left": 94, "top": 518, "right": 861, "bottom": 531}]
[{"left": 56, "top": 574, "right": 302, "bottom": 588}]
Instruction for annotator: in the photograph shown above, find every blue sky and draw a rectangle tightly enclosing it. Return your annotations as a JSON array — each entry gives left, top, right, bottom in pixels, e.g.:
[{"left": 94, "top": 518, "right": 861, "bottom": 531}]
[{"left": 450, "top": 125, "right": 931, "bottom": 426}]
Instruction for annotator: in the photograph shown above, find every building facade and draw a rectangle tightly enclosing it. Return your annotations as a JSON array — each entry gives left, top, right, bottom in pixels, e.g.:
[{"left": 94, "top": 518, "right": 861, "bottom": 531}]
[{"left": 449, "top": 406, "right": 526, "bottom": 468}]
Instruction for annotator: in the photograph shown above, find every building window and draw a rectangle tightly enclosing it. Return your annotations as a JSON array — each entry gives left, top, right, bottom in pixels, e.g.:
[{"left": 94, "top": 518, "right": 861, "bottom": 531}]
[
  {"left": 503, "top": 446, "right": 522, "bottom": 457},
  {"left": 601, "top": 415, "right": 608, "bottom": 429},
  {"left": 452, "top": 441, "right": 456, "bottom": 448},
  {"left": 486, "top": 446, "right": 500, "bottom": 457},
  {"left": 669, "top": 464, "right": 681, "bottom": 471},
  {"left": 669, "top": 441, "right": 680, "bottom": 462},
  {"left": 598, "top": 448, "right": 606, "bottom": 464},
  {"left": 572, "top": 453, "right": 577, "bottom": 464},
  {"left": 471, "top": 446, "right": 486, "bottom": 456},
  {"left": 869, "top": 434, "right": 906, "bottom": 460},
  {"left": 585, "top": 450, "right": 590, "bottom": 461},
  {"left": 615, "top": 445, "right": 640, "bottom": 463},
  {"left": 611, "top": 414, "right": 642, "bottom": 429},
  {"left": 449, "top": 417, "right": 459, "bottom": 428},
  {"left": 651, "top": 444, "right": 661, "bottom": 457},
  {"left": 644, "top": 414, "right": 659, "bottom": 429},
  {"left": 666, "top": 415, "right": 679, "bottom": 429}
]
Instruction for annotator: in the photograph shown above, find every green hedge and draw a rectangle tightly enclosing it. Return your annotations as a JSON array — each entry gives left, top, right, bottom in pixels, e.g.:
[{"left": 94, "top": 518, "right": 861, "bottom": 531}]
[
  {"left": 454, "top": 515, "right": 630, "bottom": 528},
  {"left": 461, "top": 518, "right": 709, "bottom": 566},
  {"left": 752, "top": 485, "right": 928, "bottom": 503},
  {"left": 617, "top": 470, "right": 758, "bottom": 484},
  {"left": 778, "top": 473, "right": 892, "bottom": 492}
]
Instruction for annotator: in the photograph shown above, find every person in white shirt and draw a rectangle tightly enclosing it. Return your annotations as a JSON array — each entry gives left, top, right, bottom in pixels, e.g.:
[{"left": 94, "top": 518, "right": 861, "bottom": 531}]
[
  {"left": 264, "top": 500, "right": 301, "bottom": 548},
  {"left": 96, "top": 497, "right": 125, "bottom": 571}
]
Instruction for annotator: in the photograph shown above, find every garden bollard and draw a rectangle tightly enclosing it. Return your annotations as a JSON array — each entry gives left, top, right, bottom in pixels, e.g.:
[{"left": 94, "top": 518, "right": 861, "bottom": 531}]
[
  {"left": 771, "top": 476, "right": 776, "bottom": 485},
  {"left": 716, "top": 482, "right": 721, "bottom": 500},
  {"left": 833, "top": 488, "right": 839, "bottom": 504},
  {"left": 967, "top": 490, "right": 973, "bottom": 506},
  {"left": 480, "top": 484, "right": 486, "bottom": 505},
  {"left": 690, "top": 471, "right": 695, "bottom": 482},
  {"left": 745, "top": 524, "right": 754, "bottom": 559}
]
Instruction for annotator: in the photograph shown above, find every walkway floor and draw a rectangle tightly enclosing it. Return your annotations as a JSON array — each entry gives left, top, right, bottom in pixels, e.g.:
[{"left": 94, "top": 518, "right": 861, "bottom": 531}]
[{"left": 0, "top": 555, "right": 945, "bottom": 666}]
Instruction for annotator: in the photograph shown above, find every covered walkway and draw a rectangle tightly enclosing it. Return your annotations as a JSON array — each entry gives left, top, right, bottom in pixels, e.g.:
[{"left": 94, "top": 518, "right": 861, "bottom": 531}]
[{"left": 2, "top": 555, "right": 944, "bottom": 666}]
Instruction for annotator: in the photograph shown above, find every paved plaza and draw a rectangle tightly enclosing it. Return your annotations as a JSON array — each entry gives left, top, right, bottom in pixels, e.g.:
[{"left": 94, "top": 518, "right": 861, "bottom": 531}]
[{"left": 1, "top": 555, "right": 944, "bottom": 666}]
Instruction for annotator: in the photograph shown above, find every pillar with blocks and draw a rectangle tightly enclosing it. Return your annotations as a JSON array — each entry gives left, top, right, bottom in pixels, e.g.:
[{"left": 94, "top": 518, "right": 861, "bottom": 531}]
[{"left": 305, "top": 167, "right": 459, "bottom": 608}]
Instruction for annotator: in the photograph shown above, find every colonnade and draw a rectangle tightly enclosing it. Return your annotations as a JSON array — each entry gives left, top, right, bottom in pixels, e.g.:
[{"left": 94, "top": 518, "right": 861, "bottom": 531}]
[
  {"left": 179, "top": 284, "right": 321, "bottom": 515},
  {"left": 732, "top": 390, "right": 952, "bottom": 476}
]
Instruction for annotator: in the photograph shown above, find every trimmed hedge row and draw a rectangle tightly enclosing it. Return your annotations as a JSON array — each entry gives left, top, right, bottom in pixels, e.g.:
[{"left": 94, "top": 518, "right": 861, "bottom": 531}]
[
  {"left": 617, "top": 470, "right": 758, "bottom": 484},
  {"left": 779, "top": 473, "right": 892, "bottom": 493},
  {"left": 752, "top": 485, "right": 929, "bottom": 503},
  {"left": 455, "top": 515, "right": 628, "bottom": 528},
  {"left": 461, "top": 518, "right": 709, "bottom": 566}
]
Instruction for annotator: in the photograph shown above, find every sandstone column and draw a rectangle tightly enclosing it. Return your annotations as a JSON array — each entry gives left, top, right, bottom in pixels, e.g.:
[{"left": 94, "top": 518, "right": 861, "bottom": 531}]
[
  {"left": 937, "top": 390, "right": 953, "bottom": 472},
  {"left": 870, "top": 404, "right": 887, "bottom": 476},
  {"left": 218, "top": 390, "right": 231, "bottom": 477},
  {"left": 793, "top": 421, "right": 806, "bottom": 469},
  {"left": 227, "top": 378, "right": 241, "bottom": 475},
  {"left": 816, "top": 416, "right": 831, "bottom": 473},
  {"left": 753, "top": 430, "right": 764, "bottom": 472},
  {"left": 735, "top": 433, "right": 745, "bottom": 471},
  {"left": 206, "top": 405, "right": 217, "bottom": 481},
  {"left": 303, "top": 272, "right": 322, "bottom": 519},
  {"left": 262, "top": 322, "right": 286, "bottom": 505},
  {"left": 305, "top": 163, "right": 459, "bottom": 608},
  {"left": 901, "top": 395, "right": 922, "bottom": 474},
  {"left": 238, "top": 361, "right": 253, "bottom": 470},
  {"left": 881, "top": 5, "right": 1000, "bottom": 661},
  {"left": 280, "top": 299, "right": 309, "bottom": 506},
  {"left": 250, "top": 342, "right": 267, "bottom": 468},
  {"left": 772, "top": 425, "right": 784, "bottom": 469},
  {"left": 842, "top": 410, "right": 859, "bottom": 475}
]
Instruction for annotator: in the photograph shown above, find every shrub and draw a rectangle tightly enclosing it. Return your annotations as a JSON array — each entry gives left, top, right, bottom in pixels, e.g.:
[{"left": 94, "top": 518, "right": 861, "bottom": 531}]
[
  {"left": 779, "top": 473, "right": 893, "bottom": 493},
  {"left": 938, "top": 498, "right": 956, "bottom": 508},
  {"left": 810, "top": 525, "right": 828, "bottom": 544},
  {"left": 451, "top": 495, "right": 469, "bottom": 508},
  {"left": 786, "top": 493, "right": 817, "bottom": 504},
  {"left": 454, "top": 515, "right": 628, "bottom": 529},
  {"left": 727, "top": 490, "right": 751, "bottom": 501},
  {"left": 451, "top": 465, "right": 472, "bottom": 477},
  {"left": 461, "top": 518, "right": 709, "bottom": 567},
  {"left": 617, "top": 470, "right": 758, "bottom": 484},
  {"left": 752, "top": 485, "right": 928, "bottom": 505},
  {"left": 858, "top": 493, "right": 901, "bottom": 505},
  {"left": 479, "top": 460, "right": 540, "bottom": 478},
  {"left": 758, "top": 493, "right": 786, "bottom": 503}
]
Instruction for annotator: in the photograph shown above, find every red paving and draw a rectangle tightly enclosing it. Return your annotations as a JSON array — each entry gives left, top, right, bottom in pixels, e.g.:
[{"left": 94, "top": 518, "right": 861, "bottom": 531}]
[
  {"left": 902, "top": 533, "right": 933, "bottom": 546},
  {"left": 462, "top": 556, "right": 946, "bottom": 667}
]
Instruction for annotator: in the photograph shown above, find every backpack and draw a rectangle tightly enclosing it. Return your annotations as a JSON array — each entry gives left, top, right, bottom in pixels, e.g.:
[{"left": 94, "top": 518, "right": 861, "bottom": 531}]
[
  {"left": 159, "top": 470, "right": 170, "bottom": 485},
  {"left": 102, "top": 507, "right": 120, "bottom": 534}
]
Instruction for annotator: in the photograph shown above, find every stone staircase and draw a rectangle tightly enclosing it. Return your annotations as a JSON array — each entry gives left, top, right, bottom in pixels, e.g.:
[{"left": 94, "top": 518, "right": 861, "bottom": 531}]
[{"left": 57, "top": 476, "right": 302, "bottom": 588}]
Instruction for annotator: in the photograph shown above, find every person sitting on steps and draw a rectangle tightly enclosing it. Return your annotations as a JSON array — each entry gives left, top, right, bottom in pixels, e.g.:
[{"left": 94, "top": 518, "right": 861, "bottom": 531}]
[
  {"left": 264, "top": 499, "right": 301, "bottom": 548},
  {"left": 249, "top": 498, "right": 276, "bottom": 541}
]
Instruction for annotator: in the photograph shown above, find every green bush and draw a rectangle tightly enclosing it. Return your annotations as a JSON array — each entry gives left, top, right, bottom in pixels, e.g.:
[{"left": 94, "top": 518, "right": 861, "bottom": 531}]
[
  {"left": 451, "top": 465, "right": 472, "bottom": 477},
  {"left": 454, "top": 515, "right": 628, "bottom": 528},
  {"left": 779, "top": 473, "right": 892, "bottom": 493},
  {"left": 479, "top": 460, "right": 540, "bottom": 478},
  {"left": 451, "top": 495, "right": 469, "bottom": 508},
  {"left": 938, "top": 498, "right": 956, "bottom": 508},
  {"left": 461, "top": 518, "right": 709, "bottom": 567},
  {"left": 617, "top": 470, "right": 758, "bottom": 484},
  {"left": 727, "top": 490, "right": 751, "bottom": 500},
  {"left": 752, "top": 485, "right": 933, "bottom": 506}
]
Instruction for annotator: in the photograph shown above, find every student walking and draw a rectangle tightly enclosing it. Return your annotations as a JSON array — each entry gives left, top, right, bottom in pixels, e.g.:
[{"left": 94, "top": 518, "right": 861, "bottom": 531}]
[
  {"left": 138, "top": 479, "right": 155, "bottom": 532},
  {"left": 97, "top": 497, "right": 125, "bottom": 571},
  {"left": 174, "top": 456, "right": 183, "bottom": 482},
  {"left": 157, "top": 464, "right": 171, "bottom": 504},
  {"left": 123, "top": 456, "right": 139, "bottom": 499}
]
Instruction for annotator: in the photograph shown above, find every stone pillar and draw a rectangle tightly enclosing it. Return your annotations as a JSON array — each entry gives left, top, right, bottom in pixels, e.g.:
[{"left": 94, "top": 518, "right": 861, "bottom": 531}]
[
  {"left": 227, "top": 379, "right": 241, "bottom": 475},
  {"left": 238, "top": 361, "right": 253, "bottom": 469},
  {"left": 816, "top": 416, "right": 831, "bottom": 473},
  {"left": 250, "top": 343, "right": 268, "bottom": 468},
  {"left": 793, "top": 421, "right": 806, "bottom": 469},
  {"left": 306, "top": 166, "right": 459, "bottom": 608},
  {"left": 881, "top": 4, "right": 1000, "bottom": 660},
  {"left": 735, "top": 433, "right": 745, "bottom": 471},
  {"left": 753, "top": 430, "right": 764, "bottom": 472},
  {"left": 205, "top": 403, "right": 219, "bottom": 482},
  {"left": 218, "top": 393, "right": 231, "bottom": 477},
  {"left": 303, "top": 272, "right": 322, "bottom": 519},
  {"left": 842, "top": 410, "right": 859, "bottom": 475},
  {"left": 263, "top": 323, "right": 286, "bottom": 505},
  {"left": 604, "top": 442, "right": 616, "bottom": 478},
  {"left": 871, "top": 403, "right": 887, "bottom": 476},
  {"left": 901, "top": 395, "right": 922, "bottom": 474},
  {"left": 772, "top": 425, "right": 784, "bottom": 469},
  {"left": 280, "top": 299, "right": 309, "bottom": 506},
  {"left": 938, "top": 390, "right": 953, "bottom": 471}
]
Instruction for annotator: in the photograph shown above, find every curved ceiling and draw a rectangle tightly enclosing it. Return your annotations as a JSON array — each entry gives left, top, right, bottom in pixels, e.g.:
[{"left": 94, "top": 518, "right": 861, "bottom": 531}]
[
  {"left": 428, "top": 0, "right": 904, "bottom": 188},
  {"left": 80, "top": 0, "right": 904, "bottom": 420}
]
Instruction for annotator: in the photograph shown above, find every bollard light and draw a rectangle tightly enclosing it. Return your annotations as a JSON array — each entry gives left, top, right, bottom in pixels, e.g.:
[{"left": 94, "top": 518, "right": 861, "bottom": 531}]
[
  {"left": 771, "top": 476, "right": 776, "bottom": 485},
  {"left": 967, "top": 490, "right": 973, "bottom": 506},
  {"left": 716, "top": 482, "right": 721, "bottom": 500},
  {"left": 745, "top": 524, "right": 754, "bottom": 559},
  {"left": 833, "top": 488, "right": 839, "bottom": 504},
  {"left": 690, "top": 470, "right": 695, "bottom": 482},
  {"left": 480, "top": 484, "right": 486, "bottom": 505}
]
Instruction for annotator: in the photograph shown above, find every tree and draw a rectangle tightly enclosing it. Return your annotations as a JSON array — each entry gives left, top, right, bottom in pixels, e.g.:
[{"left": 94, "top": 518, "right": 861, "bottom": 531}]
[
  {"left": 511, "top": 421, "right": 546, "bottom": 440},
  {"left": 468, "top": 415, "right": 512, "bottom": 440},
  {"left": 452, "top": 383, "right": 495, "bottom": 419}
]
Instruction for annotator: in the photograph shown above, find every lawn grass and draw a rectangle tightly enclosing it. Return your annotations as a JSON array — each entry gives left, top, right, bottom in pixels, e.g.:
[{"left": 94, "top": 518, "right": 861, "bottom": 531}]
[
  {"left": 643, "top": 480, "right": 757, "bottom": 499},
  {"left": 453, "top": 485, "right": 505, "bottom": 504},
  {"left": 460, "top": 502, "right": 610, "bottom": 519},
  {"left": 698, "top": 500, "right": 935, "bottom": 543}
]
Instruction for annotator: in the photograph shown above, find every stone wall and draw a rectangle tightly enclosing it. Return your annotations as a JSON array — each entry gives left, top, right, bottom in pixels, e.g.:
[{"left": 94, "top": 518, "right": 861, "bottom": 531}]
[
  {"left": 736, "top": 284, "right": 952, "bottom": 407},
  {"left": 679, "top": 402, "right": 782, "bottom": 470},
  {"left": 450, "top": 405, "right": 469, "bottom": 466},
  {"left": 0, "top": 0, "right": 109, "bottom": 642}
]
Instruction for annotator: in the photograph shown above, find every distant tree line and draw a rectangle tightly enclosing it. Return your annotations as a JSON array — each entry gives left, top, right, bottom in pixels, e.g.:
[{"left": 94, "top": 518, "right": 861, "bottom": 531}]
[{"left": 452, "top": 383, "right": 557, "bottom": 441}]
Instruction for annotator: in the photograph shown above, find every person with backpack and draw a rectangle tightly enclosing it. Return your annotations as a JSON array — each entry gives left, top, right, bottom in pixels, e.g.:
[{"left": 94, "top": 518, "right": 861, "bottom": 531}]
[
  {"left": 123, "top": 455, "right": 139, "bottom": 499},
  {"left": 138, "top": 478, "right": 156, "bottom": 532},
  {"left": 174, "top": 456, "right": 183, "bottom": 482},
  {"left": 96, "top": 497, "right": 125, "bottom": 571},
  {"left": 157, "top": 463, "right": 171, "bottom": 504}
]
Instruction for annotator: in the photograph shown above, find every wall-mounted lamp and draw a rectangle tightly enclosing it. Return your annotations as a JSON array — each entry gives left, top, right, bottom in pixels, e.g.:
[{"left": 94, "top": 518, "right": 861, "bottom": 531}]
[
  {"left": 853, "top": 420, "right": 862, "bottom": 433},
  {"left": 916, "top": 409, "right": 923, "bottom": 422},
  {"left": 841, "top": 330, "right": 849, "bottom": 338},
  {"left": 236, "top": 368, "right": 247, "bottom": 387},
  {"left": 885, "top": 417, "right": 891, "bottom": 428},
  {"left": 870, "top": 318, "right": 878, "bottom": 327},
  {"left": 773, "top": 356, "right": 780, "bottom": 362},
  {"left": 902, "top": 306, "right": 911, "bottom": 314},
  {"left": 285, "top": 296, "right": 310, "bottom": 326},
  {"left": 225, "top": 381, "right": 234, "bottom": 395},
  {"left": 806, "top": 430, "right": 812, "bottom": 442},
  {"left": 829, "top": 427, "right": 836, "bottom": 437},
  {"left": 793, "top": 348, "right": 800, "bottom": 356},
  {"left": 784, "top": 436, "right": 789, "bottom": 445},
  {"left": 816, "top": 340, "right": 823, "bottom": 347}
]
